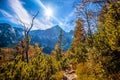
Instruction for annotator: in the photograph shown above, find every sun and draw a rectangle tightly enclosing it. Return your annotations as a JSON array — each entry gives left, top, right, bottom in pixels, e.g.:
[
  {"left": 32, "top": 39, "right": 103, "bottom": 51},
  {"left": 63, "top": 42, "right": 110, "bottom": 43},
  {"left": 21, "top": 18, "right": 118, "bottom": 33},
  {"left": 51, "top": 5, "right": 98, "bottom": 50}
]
[{"left": 45, "top": 8, "right": 53, "bottom": 17}]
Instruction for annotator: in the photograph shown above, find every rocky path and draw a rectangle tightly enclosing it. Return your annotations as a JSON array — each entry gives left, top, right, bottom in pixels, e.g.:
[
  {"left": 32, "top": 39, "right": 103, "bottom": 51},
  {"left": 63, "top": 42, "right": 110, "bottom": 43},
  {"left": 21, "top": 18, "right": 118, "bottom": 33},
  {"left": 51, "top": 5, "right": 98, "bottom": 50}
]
[{"left": 63, "top": 65, "right": 77, "bottom": 80}]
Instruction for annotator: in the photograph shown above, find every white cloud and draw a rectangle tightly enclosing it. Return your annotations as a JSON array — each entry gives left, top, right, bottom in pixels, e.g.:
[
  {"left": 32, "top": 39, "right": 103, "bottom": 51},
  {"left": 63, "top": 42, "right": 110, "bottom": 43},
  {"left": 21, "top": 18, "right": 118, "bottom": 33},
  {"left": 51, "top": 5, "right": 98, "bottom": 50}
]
[
  {"left": 0, "top": 0, "right": 75, "bottom": 31},
  {"left": 0, "top": 9, "right": 19, "bottom": 24},
  {"left": 7, "top": 0, "right": 55, "bottom": 30},
  {"left": 61, "top": 9, "right": 76, "bottom": 31},
  {"left": 33, "top": 18, "right": 54, "bottom": 30},
  {"left": 0, "top": 9, "right": 13, "bottom": 18},
  {"left": 9, "top": 0, "right": 31, "bottom": 25}
]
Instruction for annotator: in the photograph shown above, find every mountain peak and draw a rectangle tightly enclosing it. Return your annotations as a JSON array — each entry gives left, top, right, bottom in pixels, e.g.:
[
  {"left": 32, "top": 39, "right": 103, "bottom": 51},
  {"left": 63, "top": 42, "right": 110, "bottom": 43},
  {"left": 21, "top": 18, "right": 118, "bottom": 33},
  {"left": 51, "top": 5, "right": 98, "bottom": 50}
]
[
  {"left": 46, "top": 25, "right": 64, "bottom": 33},
  {"left": 52, "top": 25, "right": 62, "bottom": 30}
]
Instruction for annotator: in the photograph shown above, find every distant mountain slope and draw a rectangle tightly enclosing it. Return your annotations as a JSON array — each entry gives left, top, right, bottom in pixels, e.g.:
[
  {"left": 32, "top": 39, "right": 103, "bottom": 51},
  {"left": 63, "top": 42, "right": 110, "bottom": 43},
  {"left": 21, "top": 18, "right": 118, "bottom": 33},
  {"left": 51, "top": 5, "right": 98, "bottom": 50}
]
[
  {"left": 0, "top": 23, "right": 23, "bottom": 47},
  {"left": 29, "top": 25, "right": 74, "bottom": 53},
  {"left": 0, "top": 23, "right": 74, "bottom": 53}
]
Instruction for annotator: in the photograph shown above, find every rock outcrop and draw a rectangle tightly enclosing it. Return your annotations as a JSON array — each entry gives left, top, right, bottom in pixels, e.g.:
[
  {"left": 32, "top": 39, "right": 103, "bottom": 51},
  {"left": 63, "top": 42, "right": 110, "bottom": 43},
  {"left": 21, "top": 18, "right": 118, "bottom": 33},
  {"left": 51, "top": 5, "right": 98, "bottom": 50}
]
[{"left": 63, "top": 65, "right": 77, "bottom": 80}]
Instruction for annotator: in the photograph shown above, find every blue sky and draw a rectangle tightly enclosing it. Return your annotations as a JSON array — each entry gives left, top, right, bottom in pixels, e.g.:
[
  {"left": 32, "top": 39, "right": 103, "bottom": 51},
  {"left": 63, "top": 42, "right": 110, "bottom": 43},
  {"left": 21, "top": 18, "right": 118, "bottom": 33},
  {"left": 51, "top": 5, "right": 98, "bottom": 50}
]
[{"left": 0, "top": 0, "right": 80, "bottom": 32}]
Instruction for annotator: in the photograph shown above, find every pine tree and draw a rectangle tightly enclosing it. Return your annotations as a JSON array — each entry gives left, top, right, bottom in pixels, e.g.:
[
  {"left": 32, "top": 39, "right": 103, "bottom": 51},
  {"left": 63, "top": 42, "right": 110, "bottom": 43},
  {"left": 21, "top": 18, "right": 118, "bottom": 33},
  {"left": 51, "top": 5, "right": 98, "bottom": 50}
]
[
  {"left": 104, "top": 1, "right": 120, "bottom": 77},
  {"left": 72, "top": 19, "right": 85, "bottom": 48},
  {"left": 104, "top": 1, "right": 120, "bottom": 50},
  {"left": 52, "top": 28, "right": 63, "bottom": 61},
  {"left": 71, "top": 19, "right": 86, "bottom": 63},
  {"left": 95, "top": 1, "right": 120, "bottom": 79},
  {"left": 58, "top": 28, "right": 63, "bottom": 55}
]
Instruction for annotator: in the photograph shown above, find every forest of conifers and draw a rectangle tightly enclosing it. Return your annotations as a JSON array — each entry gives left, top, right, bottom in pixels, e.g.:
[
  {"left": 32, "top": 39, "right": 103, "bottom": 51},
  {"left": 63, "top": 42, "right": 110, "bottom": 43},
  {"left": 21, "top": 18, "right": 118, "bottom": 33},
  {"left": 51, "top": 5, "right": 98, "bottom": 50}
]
[{"left": 0, "top": 0, "right": 120, "bottom": 80}]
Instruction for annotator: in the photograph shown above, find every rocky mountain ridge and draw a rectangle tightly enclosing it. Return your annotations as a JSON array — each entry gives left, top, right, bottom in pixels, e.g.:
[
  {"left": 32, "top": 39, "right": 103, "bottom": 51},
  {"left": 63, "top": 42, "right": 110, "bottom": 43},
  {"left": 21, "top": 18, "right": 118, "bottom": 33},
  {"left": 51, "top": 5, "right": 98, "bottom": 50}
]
[{"left": 0, "top": 23, "right": 74, "bottom": 53}]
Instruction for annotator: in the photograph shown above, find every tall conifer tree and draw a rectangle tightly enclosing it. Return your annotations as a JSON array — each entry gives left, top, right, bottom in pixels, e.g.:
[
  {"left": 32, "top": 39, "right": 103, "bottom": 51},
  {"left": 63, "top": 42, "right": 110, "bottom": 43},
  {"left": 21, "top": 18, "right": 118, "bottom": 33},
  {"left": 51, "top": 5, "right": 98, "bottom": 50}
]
[{"left": 71, "top": 19, "right": 86, "bottom": 62}]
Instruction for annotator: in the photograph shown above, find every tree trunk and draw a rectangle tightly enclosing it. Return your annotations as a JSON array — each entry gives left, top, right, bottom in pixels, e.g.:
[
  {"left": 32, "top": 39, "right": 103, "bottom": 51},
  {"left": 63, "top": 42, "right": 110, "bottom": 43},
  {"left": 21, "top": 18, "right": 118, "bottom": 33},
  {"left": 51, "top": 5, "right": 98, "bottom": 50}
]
[{"left": 25, "top": 35, "right": 29, "bottom": 63}]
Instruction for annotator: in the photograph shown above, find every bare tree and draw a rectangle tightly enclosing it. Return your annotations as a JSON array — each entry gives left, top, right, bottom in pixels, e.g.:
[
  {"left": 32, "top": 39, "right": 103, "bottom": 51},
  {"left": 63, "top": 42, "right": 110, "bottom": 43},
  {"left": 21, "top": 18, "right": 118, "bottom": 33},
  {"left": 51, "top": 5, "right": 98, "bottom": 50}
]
[
  {"left": 19, "top": 11, "right": 39, "bottom": 63},
  {"left": 75, "top": 1, "right": 96, "bottom": 46}
]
